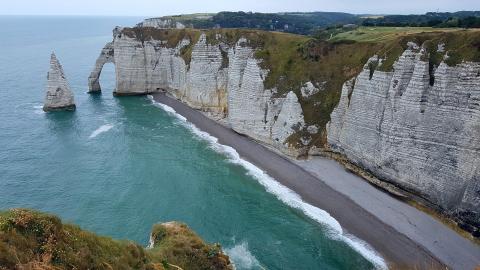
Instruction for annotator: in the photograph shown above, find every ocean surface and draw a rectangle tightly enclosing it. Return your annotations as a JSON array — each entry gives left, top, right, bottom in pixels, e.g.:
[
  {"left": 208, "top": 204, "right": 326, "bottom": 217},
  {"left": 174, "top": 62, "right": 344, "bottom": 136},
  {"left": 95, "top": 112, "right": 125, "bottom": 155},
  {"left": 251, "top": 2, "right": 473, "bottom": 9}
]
[{"left": 0, "top": 16, "right": 382, "bottom": 270}]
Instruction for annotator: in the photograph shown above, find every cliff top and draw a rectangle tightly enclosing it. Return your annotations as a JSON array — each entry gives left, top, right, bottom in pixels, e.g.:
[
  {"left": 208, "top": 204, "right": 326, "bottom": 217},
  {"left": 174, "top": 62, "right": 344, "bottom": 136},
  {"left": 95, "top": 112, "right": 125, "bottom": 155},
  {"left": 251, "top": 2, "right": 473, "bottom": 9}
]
[
  {"left": 0, "top": 209, "right": 232, "bottom": 270},
  {"left": 328, "top": 26, "right": 479, "bottom": 42}
]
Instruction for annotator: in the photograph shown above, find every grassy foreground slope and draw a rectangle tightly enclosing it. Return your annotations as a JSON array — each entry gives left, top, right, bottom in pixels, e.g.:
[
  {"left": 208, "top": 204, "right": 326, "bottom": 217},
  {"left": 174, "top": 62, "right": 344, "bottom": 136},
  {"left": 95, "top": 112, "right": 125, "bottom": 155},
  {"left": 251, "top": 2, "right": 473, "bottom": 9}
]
[
  {"left": 124, "top": 26, "right": 480, "bottom": 149},
  {"left": 0, "top": 209, "right": 232, "bottom": 270}
]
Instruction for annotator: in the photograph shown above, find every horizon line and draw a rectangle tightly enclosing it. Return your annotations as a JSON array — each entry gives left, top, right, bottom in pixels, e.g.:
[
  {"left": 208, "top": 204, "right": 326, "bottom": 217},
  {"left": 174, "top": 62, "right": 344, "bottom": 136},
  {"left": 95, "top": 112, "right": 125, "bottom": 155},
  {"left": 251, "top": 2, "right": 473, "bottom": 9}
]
[{"left": 1, "top": 10, "right": 479, "bottom": 17}]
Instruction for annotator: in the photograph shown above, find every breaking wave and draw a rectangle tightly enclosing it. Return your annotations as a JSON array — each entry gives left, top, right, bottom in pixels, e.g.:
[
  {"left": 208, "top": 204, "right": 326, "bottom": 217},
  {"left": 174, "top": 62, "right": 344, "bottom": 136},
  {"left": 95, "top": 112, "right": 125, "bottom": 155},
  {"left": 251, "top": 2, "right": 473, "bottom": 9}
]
[
  {"left": 89, "top": 124, "right": 114, "bottom": 139},
  {"left": 33, "top": 105, "right": 45, "bottom": 114},
  {"left": 148, "top": 95, "right": 387, "bottom": 269},
  {"left": 224, "top": 242, "right": 263, "bottom": 270}
]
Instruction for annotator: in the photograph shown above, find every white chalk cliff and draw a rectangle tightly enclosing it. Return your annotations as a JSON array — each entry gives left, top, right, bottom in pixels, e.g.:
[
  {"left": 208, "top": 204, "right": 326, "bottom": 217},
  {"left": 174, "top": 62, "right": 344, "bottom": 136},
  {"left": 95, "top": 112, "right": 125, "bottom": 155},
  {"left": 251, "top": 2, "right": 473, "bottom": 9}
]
[
  {"left": 89, "top": 26, "right": 480, "bottom": 233},
  {"left": 138, "top": 18, "right": 186, "bottom": 29},
  {"left": 43, "top": 53, "right": 75, "bottom": 112},
  {"left": 89, "top": 29, "right": 305, "bottom": 155},
  {"left": 327, "top": 44, "right": 480, "bottom": 231}
]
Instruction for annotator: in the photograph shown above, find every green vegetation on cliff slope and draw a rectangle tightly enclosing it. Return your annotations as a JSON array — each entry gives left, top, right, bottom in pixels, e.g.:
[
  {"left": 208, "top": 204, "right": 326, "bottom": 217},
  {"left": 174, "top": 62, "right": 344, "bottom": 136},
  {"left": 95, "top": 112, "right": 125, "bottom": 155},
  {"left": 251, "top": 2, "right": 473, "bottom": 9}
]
[
  {"left": 123, "top": 27, "right": 480, "bottom": 149},
  {"left": 326, "top": 27, "right": 480, "bottom": 67},
  {"left": 0, "top": 209, "right": 231, "bottom": 270}
]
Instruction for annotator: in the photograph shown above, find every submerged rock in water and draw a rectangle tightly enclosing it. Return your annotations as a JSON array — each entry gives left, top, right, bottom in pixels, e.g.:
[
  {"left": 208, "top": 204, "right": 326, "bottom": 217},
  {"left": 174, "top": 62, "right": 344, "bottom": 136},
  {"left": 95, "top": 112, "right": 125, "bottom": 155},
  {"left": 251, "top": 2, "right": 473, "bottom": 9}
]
[{"left": 43, "top": 53, "right": 75, "bottom": 112}]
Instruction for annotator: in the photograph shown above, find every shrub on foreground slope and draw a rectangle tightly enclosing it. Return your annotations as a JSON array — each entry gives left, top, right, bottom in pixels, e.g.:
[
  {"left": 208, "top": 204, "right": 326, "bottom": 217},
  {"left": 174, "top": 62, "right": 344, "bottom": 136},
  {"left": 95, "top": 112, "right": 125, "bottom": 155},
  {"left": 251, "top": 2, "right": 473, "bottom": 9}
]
[{"left": 0, "top": 209, "right": 232, "bottom": 270}]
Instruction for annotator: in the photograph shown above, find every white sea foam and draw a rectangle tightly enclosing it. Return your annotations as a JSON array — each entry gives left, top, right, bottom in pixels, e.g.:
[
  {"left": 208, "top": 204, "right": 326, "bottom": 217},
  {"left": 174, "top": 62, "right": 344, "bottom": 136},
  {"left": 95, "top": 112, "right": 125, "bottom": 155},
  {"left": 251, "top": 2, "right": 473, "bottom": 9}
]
[
  {"left": 89, "top": 124, "right": 114, "bottom": 139},
  {"left": 148, "top": 95, "right": 387, "bottom": 269},
  {"left": 33, "top": 105, "right": 45, "bottom": 114},
  {"left": 225, "top": 242, "right": 263, "bottom": 269}
]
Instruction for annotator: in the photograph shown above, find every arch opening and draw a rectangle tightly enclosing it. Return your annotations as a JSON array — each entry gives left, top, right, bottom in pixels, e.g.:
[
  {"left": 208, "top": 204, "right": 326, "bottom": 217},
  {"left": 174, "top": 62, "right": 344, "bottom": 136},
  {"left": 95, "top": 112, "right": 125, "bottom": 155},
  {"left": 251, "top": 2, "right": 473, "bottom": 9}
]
[
  {"left": 98, "top": 63, "right": 116, "bottom": 93},
  {"left": 88, "top": 42, "right": 115, "bottom": 93}
]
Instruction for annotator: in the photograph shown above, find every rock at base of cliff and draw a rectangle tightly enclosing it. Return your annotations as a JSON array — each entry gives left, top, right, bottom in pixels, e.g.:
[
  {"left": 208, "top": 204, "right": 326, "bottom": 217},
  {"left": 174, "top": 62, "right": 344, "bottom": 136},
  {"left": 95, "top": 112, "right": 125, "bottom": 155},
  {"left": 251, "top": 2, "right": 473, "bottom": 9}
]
[
  {"left": 43, "top": 53, "right": 76, "bottom": 112},
  {"left": 43, "top": 104, "right": 76, "bottom": 112}
]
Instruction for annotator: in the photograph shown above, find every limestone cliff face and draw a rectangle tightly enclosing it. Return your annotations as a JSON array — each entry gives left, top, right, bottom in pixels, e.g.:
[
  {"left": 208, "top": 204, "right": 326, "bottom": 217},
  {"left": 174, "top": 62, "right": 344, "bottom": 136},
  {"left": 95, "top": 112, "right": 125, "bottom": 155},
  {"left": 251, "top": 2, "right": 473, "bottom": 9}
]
[
  {"left": 184, "top": 34, "right": 228, "bottom": 113},
  {"left": 226, "top": 41, "right": 305, "bottom": 154},
  {"left": 327, "top": 44, "right": 480, "bottom": 232},
  {"left": 138, "top": 18, "right": 186, "bottom": 29},
  {"left": 89, "top": 29, "right": 305, "bottom": 155},
  {"left": 43, "top": 53, "right": 75, "bottom": 112}
]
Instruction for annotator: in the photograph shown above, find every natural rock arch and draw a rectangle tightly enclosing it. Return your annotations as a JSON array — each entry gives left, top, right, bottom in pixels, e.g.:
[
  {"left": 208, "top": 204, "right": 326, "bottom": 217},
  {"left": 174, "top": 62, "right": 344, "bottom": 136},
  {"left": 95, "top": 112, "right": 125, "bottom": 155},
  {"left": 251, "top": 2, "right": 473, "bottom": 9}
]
[{"left": 88, "top": 42, "right": 115, "bottom": 92}]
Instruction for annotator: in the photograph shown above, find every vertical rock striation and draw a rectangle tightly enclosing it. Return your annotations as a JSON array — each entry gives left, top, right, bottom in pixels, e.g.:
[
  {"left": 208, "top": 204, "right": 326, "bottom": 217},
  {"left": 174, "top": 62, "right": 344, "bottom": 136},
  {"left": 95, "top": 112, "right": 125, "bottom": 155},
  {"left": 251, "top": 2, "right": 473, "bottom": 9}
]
[
  {"left": 226, "top": 54, "right": 305, "bottom": 154},
  {"left": 184, "top": 33, "right": 227, "bottom": 113},
  {"left": 327, "top": 44, "right": 480, "bottom": 233},
  {"left": 43, "top": 53, "right": 75, "bottom": 112}
]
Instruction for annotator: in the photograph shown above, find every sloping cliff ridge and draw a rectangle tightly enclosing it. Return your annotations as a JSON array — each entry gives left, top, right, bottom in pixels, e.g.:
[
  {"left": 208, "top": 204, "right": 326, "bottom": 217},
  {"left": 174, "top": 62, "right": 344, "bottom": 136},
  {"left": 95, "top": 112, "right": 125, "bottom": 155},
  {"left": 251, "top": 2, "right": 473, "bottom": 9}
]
[{"left": 89, "top": 26, "right": 480, "bottom": 235}]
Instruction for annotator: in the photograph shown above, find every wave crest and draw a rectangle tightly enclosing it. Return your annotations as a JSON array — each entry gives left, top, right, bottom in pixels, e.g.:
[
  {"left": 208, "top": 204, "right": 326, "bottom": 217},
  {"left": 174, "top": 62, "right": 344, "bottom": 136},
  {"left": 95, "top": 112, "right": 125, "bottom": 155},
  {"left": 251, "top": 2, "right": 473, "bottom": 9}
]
[
  {"left": 225, "top": 242, "right": 262, "bottom": 270},
  {"left": 89, "top": 124, "right": 114, "bottom": 139}
]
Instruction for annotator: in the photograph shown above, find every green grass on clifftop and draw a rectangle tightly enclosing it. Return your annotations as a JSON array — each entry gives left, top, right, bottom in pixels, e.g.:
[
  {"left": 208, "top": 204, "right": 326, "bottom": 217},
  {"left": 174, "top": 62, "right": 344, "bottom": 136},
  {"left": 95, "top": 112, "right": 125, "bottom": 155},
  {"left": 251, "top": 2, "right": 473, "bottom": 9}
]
[
  {"left": 328, "top": 27, "right": 461, "bottom": 42},
  {"left": 149, "top": 222, "right": 230, "bottom": 270},
  {"left": 329, "top": 27, "right": 480, "bottom": 69},
  {"left": 0, "top": 209, "right": 231, "bottom": 270}
]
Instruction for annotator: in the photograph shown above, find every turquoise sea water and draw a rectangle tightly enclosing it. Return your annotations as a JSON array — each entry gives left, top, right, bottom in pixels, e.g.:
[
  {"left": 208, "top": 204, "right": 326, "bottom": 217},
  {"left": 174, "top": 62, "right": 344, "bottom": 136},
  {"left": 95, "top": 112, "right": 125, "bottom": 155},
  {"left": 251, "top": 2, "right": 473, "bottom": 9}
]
[{"left": 0, "top": 16, "right": 379, "bottom": 269}]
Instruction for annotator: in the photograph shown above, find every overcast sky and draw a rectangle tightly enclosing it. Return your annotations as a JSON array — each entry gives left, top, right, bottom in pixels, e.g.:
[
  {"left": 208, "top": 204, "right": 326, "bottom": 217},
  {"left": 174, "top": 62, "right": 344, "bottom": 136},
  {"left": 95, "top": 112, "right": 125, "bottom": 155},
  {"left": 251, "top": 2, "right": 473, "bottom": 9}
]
[{"left": 1, "top": 0, "right": 479, "bottom": 16}]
